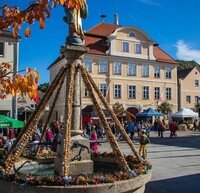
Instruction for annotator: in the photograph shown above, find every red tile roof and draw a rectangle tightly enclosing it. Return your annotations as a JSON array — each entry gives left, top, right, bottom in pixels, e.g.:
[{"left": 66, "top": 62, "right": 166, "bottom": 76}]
[
  {"left": 85, "top": 35, "right": 108, "bottom": 55},
  {"left": 86, "top": 22, "right": 119, "bottom": 37},
  {"left": 153, "top": 45, "right": 177, "bottom": 64},
  {"left": 85, "top": 22, "right": 177, "bottom": 64}
]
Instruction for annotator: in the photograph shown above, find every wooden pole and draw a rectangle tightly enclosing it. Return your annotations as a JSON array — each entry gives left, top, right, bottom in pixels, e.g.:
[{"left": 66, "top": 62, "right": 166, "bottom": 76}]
[
  {"left": 35, "top": 74, "right": 65, "bottom": 157},
  {"left": 80, "top": 65, "right": 142, "bottom": 163},
  {"left": 63, "top": 63, "right": 75, "bottom": 176},
  {"left": 4, "top": 66, "right": 67, "bottom": 174},
  {"left": 80, "top": 66, "right": 129, "bottom": 171}
]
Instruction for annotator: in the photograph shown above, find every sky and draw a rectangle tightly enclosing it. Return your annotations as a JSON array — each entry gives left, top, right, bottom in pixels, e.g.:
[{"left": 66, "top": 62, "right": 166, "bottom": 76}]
[{"left": 2, "top": 0, "right": 200, "bottom": 83}]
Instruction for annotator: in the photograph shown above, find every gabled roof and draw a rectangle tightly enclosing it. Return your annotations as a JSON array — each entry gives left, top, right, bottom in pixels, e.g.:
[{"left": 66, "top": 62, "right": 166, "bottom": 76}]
[{"left": 177, "top": 67, "right": 195, "bottom": 79}]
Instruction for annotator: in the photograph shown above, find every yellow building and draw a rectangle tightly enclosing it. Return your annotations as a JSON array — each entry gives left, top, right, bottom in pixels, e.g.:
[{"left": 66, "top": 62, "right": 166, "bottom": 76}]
[
  {"left": 178, "top": 66, "right": 200, "bottom": 110},
  {"left": 48, "top": 22, "right": 178, "bottom": 120}
]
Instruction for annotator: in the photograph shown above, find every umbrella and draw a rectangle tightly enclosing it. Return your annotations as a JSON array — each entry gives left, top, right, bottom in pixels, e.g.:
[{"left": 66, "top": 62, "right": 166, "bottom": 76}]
[
  {"left": 0, "top": 115, "right": 24, "bottom": 128},
  {"left": 136, "top": 108, "right": 163, "bottom": 117}
]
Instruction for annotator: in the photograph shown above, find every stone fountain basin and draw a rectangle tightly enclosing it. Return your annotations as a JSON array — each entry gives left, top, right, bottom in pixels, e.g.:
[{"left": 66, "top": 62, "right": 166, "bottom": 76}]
[
  {"left": 0, "top": 172, "right": 151, "bottom": 193},
  {"left": 0, "top": 156, "right": 151, "bottom": 193}
]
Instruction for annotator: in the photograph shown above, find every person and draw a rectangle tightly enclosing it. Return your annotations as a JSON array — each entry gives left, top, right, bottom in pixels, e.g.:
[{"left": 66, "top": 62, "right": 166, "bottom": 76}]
[
  {"left": 153, "top": 118, "right": 159, "bottom": 132},
  {"left": 3, "top": 136, "right": 12, "bottom": 154},
  {"left": 157, "top": 120, "right": 165, "bottom": 138},
  {"left": 85, "top": 121, "right": 91, "bottom": 137},
  {"left": 139, "top": 130, "right": 150, "bottom": 159},
  {"left": 169, "top": 121, "right": 178, "bottom": 138},
  {"left": 129, "top": 121, "right": 135, "bottom": 140},
  {"left": 90, "top": 129, "right": 99, "bottom": 153},
  {"left": 193, "top": 119, "right": 198, "bottom": 131},
  {"left": 45, "top": 127, "right": 53, "bottom": 148},
  {"left": 63, "top": 0, "right": 88, "bottom": 45}
]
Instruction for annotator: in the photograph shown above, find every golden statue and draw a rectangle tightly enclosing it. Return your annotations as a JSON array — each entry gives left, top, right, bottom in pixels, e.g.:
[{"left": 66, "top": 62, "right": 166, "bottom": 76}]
[{"left": 63, "top": 0, "right": 88, "bottom": 46}]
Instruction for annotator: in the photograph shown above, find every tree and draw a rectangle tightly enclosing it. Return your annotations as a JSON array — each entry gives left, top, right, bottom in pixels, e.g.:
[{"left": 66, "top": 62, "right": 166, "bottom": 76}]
[
  {"left": 0, "top": 63, "right": 39, "bottom": 100},
  {"left": 157, "top": 101, "right": 173, "bottom": 115},
  {"left": 194, "top": 102, "right": 200, "bottom": 113},
  {"left": 0, "top": 0, "right": 85, "bottom": 38},
  {"left": 38, "top": 82, "right": 49, "bottom": 93}
]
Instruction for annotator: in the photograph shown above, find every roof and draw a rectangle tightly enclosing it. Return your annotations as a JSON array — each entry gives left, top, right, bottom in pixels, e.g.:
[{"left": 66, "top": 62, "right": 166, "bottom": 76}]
[
  {"left": 85, "top": 22, "right": 119, "bottom": 37},
  {"left": 153, "top": 45, "right": 178, "bottom": 64},
  {"left": 48, "top": 22, "right": 177, "bottom": 69},
  {"left": 177, "top": 67, "right": 194, "bottom": 79}
]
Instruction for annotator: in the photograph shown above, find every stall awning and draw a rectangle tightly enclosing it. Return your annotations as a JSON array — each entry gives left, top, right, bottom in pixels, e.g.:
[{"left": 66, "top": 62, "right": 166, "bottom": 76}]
[{"left": 0, "top": 115, "right": 24, "bottom": 128}]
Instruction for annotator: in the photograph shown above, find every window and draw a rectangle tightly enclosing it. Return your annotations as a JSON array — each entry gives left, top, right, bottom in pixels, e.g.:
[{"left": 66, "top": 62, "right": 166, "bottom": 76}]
[
  {"left": 0, "top": 42, "right": 4, "bottom": 57},
  {"left": 114, "top": 85, "right": 121, "bottom": 98},
  {"left": 143, "top": 86, "right": 149, "bottom": 99},
  {"left": 122, "top": 42, "right": 129, "bottom": 52},
  {"left": 99, "top": 83, "right": 107, "bottom": 97},
  {"left": 154, "top": 66, "right": 160, "bottom": 78},
  {"left": 84, "top": 58, "right": 93, "bottom": 72},
  {"left": 166, "top": 88, "right": 172, "bottom": 100},
  {"left": 128, "top": 85, "right": 136, "bottom": 99},
  {"left": 186, "top": 96, "right": 191, "bottom": 103},
  {"left": 166, "top": 67, "right": 172, "bottom": 79},
  {"left": 128, "top": 32, "right": 135, "bottom": 37},
  {"left": 195, "top": 80, "right": 199, "bottom": 87},
  {"left": 135, "top": 43, "right": 142, "bottom": 54},
  {"left": 127, "top": 63, "right": 137, "bottom": 76},
  {"left": 195, "top": 96, "right": 199, "bottom": 103},
  {"left": 113, "top": 61, "right": 122, "bottom": 75},
  {"left": 83, "top": 85, "right": 89, "bottom": 97},
  {"left": 154, "top": 87, "right": 160, "bottom": 100},
  {"left": 142, "top": 64, "right": 149, "bottom": 77},
  {"left": 99, "top": 59, "right": 108, "bottom": 73}
]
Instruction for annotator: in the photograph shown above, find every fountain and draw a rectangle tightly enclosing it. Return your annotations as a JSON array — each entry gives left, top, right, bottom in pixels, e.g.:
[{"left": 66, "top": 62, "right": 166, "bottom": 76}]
[{"left": 0, "top": 1, "right": 151, "bottom": 192}]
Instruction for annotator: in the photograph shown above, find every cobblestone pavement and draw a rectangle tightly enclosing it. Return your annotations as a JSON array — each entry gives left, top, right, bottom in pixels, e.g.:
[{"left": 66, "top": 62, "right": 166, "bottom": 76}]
[{"left": 99, "top": 130, "right": 200, "bottom": 193}]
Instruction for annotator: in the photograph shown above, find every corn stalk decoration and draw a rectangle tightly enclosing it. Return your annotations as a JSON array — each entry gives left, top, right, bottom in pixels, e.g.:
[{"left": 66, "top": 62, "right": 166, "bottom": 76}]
[
  {"left": 3, "top": 66, "right": 67, "bottom": 174},
  {"left": 81, "top": 65, "right": 143, "bottom": 163}
]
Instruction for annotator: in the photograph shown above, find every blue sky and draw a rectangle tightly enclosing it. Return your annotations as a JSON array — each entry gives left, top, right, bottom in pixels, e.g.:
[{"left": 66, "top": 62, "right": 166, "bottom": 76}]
[{"left": 2, "top": 0, "right": 200, "bottom": 83}]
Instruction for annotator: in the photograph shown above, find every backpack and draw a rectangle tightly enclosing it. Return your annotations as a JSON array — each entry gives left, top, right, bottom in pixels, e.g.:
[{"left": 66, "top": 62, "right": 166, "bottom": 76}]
[{"left": 145, "top": 137, "right": 150, "bottom": 144}]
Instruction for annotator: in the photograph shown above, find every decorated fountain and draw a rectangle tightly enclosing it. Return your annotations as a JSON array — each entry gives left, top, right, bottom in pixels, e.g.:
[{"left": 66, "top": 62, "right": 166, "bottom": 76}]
[{"left": 0, "top": 1, "right": 151, "bottom": 192}]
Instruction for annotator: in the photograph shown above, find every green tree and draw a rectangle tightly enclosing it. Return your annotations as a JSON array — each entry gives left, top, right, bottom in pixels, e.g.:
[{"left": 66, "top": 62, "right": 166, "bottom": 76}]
[
  {"left": 194, "top": 102, "right": 200, "bottom": 113},
  {"left": 157, "top": 101, "right": 173, "bottom": 115},
  {"left": 38, "top": 83, "right": 49, "bottom": 93}
]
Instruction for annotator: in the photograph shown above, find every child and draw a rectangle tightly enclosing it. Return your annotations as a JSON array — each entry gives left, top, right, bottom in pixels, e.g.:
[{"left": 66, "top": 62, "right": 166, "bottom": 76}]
[
  {"left": 139, "top": 130, "right": 150, "bottom": 159},
  {"left": 90, "top": 128, "right": 99, "bottom": 153}
]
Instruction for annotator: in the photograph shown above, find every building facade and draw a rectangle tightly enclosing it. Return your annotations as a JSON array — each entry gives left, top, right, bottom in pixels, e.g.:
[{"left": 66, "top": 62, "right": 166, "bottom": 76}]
[
  {"left": 0, "top": 30, "right": 20, "bottom": 116},
  {"left": 48, "top": 22, "right": 178, "bottom": 120},
  {"left": 178, "top": 66, "right": 200, "bottom": 110}
]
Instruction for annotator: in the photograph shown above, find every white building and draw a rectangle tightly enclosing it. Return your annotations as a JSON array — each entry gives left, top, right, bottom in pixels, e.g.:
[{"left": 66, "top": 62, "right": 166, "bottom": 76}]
[{"left": 0, "top": 30, "right": 20, "bottom": 116}]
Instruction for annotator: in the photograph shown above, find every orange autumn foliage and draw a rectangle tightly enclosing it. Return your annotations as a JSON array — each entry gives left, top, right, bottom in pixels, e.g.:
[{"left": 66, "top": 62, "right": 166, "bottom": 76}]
[
  {"left": 0, "top": 0, "right": 85, "bottom": 38},
  {"left": 0, "top": 63, "right": 39, "bottom": 100}
]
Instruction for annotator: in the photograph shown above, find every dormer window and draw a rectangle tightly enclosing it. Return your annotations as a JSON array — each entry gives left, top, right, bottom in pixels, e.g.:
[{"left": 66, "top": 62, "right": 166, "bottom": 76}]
[{"left": 128, "top": 32, "right": 135, "bottom": 38}]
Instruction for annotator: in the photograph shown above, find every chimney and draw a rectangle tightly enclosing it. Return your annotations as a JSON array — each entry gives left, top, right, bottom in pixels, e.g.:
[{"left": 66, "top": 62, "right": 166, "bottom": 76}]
[
  {"left": 100, "top": 15, "right": 106, "bottom": 22},
  {"left": 114, "top": 13, "right": 119, "bottom": 25}
]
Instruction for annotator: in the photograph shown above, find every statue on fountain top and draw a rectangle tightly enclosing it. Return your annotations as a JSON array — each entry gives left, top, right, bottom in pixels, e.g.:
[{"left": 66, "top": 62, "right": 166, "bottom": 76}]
[{"left": 63, "top": 0, "right": 88, "bottom": 46}]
